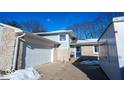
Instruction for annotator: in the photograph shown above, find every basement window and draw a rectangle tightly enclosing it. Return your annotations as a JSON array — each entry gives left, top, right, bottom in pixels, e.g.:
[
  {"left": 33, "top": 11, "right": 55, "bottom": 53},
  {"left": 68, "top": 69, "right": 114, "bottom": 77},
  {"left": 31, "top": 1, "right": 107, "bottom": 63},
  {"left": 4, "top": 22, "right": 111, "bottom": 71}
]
[{"left": 59, "top": 34, "right": 66, "bottom": 41}]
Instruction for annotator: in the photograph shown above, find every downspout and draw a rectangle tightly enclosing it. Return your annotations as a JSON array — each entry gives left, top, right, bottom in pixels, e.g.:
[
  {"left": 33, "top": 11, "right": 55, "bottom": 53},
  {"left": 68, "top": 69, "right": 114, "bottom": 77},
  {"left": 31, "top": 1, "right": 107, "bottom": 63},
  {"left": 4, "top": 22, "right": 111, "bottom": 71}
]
[{"left": 12, "top": 33, "right": 26, "bottom": 71}]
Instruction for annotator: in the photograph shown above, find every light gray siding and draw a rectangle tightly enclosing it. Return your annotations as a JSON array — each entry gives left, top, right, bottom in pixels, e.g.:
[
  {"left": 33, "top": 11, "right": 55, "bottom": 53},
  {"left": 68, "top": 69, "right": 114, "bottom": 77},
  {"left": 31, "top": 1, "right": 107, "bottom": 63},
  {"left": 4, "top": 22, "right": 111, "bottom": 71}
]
[
  {"left": 43, "top": 35, "right": 58, "bottom": 41},
  {"left": 43, "top": 34, "right": 70, "bottom": 49}
]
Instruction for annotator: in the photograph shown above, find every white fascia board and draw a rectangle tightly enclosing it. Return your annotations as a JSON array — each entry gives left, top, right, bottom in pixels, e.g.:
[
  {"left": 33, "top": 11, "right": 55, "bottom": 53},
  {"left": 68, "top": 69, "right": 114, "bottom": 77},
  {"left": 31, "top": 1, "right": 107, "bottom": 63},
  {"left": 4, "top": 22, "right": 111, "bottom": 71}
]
[
  {"left": 0, "top": 23, "right": 23, "bottom": 32},
  {"left": 113, "top": 16, "right": 124, "bottom": 22}
]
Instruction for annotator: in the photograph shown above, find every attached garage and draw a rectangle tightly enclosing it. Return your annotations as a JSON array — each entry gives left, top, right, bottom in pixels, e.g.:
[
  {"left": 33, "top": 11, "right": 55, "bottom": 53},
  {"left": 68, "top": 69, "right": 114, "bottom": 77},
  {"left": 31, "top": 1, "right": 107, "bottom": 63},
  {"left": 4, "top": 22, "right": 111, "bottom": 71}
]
[
  {"left": 24, "top": 43, "right": 53, "bottom": 68},
  {"left": 16, "top": 33, "right": 59, "bottom": 69}
]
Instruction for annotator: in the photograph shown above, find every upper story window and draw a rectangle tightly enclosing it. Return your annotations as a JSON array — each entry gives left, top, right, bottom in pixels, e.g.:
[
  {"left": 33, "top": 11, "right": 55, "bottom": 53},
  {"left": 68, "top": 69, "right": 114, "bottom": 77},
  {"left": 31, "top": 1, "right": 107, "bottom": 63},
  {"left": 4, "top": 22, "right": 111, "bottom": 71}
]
[{"left": 59, "top": 34, "right": 66, "bottom": 41}]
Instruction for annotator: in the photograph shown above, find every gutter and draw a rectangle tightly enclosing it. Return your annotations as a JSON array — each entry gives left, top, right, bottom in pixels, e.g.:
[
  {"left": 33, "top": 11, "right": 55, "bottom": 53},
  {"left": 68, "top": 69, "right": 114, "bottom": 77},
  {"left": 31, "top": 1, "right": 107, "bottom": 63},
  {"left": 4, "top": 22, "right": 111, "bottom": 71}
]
[{"left": 11, "top": 33, "right": 25, "bottom": 71}]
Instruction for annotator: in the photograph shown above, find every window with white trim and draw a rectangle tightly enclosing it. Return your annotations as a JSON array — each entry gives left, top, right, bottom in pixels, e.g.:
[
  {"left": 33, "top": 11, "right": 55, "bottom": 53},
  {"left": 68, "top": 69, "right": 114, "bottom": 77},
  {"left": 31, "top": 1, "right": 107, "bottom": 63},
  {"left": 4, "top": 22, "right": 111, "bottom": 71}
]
[{"left": 59, "top": 34, "right": 66, "bottom": 41}]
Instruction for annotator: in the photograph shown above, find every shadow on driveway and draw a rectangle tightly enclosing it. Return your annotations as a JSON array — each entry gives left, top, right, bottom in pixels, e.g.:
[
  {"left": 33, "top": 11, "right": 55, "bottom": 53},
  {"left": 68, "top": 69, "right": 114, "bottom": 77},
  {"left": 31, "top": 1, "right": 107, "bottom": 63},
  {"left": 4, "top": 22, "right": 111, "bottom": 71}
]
[{"left": 72, "top": 56, "right": 109, "bottom": 80}]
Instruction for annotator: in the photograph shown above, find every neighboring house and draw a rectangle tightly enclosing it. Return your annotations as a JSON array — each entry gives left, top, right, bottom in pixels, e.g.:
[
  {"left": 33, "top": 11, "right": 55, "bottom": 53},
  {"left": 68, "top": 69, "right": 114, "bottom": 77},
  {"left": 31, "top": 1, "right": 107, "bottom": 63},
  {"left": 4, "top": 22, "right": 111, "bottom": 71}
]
[
  {"left": 0, "top": 23, "right": 59, "bottom": 73},
  {"left": 70, "top": 39, "right": 98, "bottom": 58},
  {"left": 35, "top": 30, "right": 77, "bottom": 62},
  {"left": 98, "top": 16, "right": 124, "bottom": 80}
]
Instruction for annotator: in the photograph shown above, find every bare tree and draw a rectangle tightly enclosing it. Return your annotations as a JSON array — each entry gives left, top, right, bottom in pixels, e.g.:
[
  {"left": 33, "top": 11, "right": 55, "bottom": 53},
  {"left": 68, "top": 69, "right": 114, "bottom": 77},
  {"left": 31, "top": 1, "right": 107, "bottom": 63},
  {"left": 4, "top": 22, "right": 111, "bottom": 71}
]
[
  {"left": 21, "top": 20, "right": 47, "bottom": 33},
  {"left": 1, "top": 20, "right": 22, "bottom": 28},
  {"left": 1, "top": 19, "right": 47, "bottom": 33},
  {"left": 66, "top": 12, "right": 124, "bottom": 40}
]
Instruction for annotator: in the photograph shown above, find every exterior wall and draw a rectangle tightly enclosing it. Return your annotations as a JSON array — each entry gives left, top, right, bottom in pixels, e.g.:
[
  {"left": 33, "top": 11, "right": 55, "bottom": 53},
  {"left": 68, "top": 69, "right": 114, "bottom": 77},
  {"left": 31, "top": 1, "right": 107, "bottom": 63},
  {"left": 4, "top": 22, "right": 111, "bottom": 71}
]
[
  {"left": 53, "top": 48, "right": 58, "bottom": 62},
  {"left": 0, "top": 26, "right": 17, "bottom": 72},
  {"left": 41, "top": 33, "right": 72, "bottom": 62},
  {"left": 59, "top": 34, "right": 70, "bottom": 49},
  {"left": 43, "top": 34, "right": 70, "bottom": 49},
  {"left": 54, "top": 48, "right": 71, "bottom": 62},
  {"left": 81, "top": 46, "right": 98, "bottom": 56},
  {"left": 114, "top": 21, "right": 124, "bottom": 79},
  {"left": 43, "top": 35, "right": 58, "bottom": 42},
  {"left": 70, "top": 48, "right": 76, "bottom": 58},
  {"left": 98, "top": 23, "right": 121, "bottom": 80}
]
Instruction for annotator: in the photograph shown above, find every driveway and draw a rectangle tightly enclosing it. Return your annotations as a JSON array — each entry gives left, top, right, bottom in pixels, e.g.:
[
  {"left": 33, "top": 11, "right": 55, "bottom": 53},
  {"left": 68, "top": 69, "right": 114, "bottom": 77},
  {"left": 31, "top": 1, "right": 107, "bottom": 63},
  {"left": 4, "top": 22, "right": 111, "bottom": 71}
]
[
  {"left": 35, "top": 56, "right": 108, "bottom": 80},
  {"left": 35, "top": 62, "right": 89, "bottom": 80},
  {"left": 72, "top": 56, "right": 108, "bottom": 80}
]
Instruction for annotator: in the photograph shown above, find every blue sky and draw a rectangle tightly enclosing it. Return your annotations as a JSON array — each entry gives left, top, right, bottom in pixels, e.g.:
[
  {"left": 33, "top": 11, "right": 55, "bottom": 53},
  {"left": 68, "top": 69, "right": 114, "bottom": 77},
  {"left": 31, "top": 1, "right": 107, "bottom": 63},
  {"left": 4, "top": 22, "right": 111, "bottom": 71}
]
[{"left": 0, "top": 12, "right": 101, "bottom": 31}]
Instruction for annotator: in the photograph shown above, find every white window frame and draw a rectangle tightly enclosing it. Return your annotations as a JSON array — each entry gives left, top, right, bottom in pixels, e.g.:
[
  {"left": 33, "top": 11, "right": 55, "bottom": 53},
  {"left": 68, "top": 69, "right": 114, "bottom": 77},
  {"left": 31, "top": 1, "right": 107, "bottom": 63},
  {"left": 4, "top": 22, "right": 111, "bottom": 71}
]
[{"left": 59, "top": 34, "right": 67, "bottom": 42}]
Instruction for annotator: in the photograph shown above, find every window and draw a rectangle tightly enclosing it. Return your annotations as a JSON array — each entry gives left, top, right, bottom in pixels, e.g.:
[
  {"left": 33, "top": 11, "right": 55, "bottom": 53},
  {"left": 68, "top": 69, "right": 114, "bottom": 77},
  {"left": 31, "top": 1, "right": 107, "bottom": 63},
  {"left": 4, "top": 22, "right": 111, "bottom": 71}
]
[
  {"left": 59, "top": 34, "right": 66, "bottom": 41},
  {"left": 93, "top": 45, "right": 98, "bottom": 54},
  {"left": 94, "top": 45, "right": 98, "bottom": 52}
]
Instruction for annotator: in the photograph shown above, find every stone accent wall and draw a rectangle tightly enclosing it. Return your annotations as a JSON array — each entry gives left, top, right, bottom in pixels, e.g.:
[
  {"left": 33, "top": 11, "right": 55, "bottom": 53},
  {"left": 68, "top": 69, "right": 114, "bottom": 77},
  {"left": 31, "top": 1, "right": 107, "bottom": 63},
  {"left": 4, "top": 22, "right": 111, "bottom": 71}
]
[
  {"left": 81, "top": 46, "right": 98, "bottom": 56},
  {"left": 0, "top": 27, "right": 17, "bottom": 72}
]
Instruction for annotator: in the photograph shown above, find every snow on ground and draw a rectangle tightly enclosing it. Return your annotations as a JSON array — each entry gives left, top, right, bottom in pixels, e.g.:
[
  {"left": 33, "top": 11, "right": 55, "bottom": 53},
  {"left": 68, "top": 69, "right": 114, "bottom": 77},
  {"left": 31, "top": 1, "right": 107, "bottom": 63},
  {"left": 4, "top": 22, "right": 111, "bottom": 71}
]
[
  {"left": 80, "top": 60, "right": 99, "bottom": 65},
  {"left": 0, "top": 68, "right": 43, "bottom": 80}
]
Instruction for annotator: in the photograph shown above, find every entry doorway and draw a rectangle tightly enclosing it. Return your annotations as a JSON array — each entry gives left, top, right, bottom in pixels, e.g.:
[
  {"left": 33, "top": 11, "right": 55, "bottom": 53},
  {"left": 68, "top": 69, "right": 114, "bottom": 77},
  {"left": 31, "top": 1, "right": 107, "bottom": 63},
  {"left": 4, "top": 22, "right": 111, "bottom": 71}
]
[{"left": 76, "top": 46, "right": 81, "bottom": 57}]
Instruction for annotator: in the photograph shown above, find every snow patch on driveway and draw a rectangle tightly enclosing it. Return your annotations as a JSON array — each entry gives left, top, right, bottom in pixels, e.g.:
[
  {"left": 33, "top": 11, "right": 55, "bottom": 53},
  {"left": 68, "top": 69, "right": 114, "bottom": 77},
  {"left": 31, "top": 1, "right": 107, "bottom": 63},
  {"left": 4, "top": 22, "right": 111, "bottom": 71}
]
[{"left": 80, "top": 60, "right": 99, "bottom": 65}]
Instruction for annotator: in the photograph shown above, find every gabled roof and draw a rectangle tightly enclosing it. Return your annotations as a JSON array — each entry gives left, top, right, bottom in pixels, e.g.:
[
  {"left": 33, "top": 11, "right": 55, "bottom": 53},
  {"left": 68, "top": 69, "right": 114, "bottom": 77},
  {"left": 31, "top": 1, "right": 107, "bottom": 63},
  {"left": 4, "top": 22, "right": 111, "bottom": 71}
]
[
  {"left": 34, "top": 30, "right": 76, "bottom": 38},
  {"left": 0, "top": 23, "right": 23, "bottom": 32}
]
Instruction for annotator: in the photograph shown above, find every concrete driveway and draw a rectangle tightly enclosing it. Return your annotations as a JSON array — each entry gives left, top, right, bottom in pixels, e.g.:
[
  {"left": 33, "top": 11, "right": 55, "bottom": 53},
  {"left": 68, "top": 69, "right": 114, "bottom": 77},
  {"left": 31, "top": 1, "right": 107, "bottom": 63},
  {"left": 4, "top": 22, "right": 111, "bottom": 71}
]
[{"left": 35, "top": 62, "right": 89, "bottom": 80}]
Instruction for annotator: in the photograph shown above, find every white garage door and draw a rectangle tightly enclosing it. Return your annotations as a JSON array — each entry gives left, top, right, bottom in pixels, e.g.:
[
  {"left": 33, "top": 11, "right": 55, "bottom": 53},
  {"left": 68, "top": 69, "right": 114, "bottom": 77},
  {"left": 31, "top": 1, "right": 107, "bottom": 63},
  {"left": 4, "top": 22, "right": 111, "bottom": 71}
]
[{"left": 24, "top": 44, "right": 52, "bottom": 68}]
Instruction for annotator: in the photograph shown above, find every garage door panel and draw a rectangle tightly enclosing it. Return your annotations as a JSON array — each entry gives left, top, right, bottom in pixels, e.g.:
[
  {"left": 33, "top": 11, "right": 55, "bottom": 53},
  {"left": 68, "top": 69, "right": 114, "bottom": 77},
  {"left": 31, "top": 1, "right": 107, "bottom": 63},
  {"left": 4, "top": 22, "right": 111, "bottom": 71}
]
[{"left": 23, "top": 43, "right": 52, "bottom": 68}]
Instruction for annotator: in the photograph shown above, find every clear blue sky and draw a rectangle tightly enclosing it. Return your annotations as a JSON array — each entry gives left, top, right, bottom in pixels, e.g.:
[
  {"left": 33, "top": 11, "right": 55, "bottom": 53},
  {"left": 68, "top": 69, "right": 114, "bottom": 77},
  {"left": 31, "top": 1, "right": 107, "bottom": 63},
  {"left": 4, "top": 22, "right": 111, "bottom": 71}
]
[{"left": 0, "top": 12, "right": 101, "bottom": 31}]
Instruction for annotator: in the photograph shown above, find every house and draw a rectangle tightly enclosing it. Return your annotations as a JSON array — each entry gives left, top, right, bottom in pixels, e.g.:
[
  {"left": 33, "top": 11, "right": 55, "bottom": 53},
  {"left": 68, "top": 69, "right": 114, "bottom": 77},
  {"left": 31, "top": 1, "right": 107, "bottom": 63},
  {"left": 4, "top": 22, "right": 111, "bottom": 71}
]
[
  {"left": 0, "top": 23, "right": 60, "bottom": 73},
  {"left": 70, "top": 39, "right": 98, "bottom": 58},
  {"left": 98, "top": 16, "right": 124, "bottom": 80},
  {"left": 35, "top": 30, "right": 77, "bottom": 62},
  {"left": 0, "top": 23, "right": 98, "bottom": 75}
]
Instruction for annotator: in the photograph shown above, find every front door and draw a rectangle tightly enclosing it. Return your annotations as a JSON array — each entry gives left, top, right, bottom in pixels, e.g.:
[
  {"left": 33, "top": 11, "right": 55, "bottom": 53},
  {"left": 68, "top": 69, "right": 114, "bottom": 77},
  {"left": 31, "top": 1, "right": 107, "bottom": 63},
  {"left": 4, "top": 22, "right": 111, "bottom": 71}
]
[{"left": 76, "top": 46, "right": 81, "bottom": 57}]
